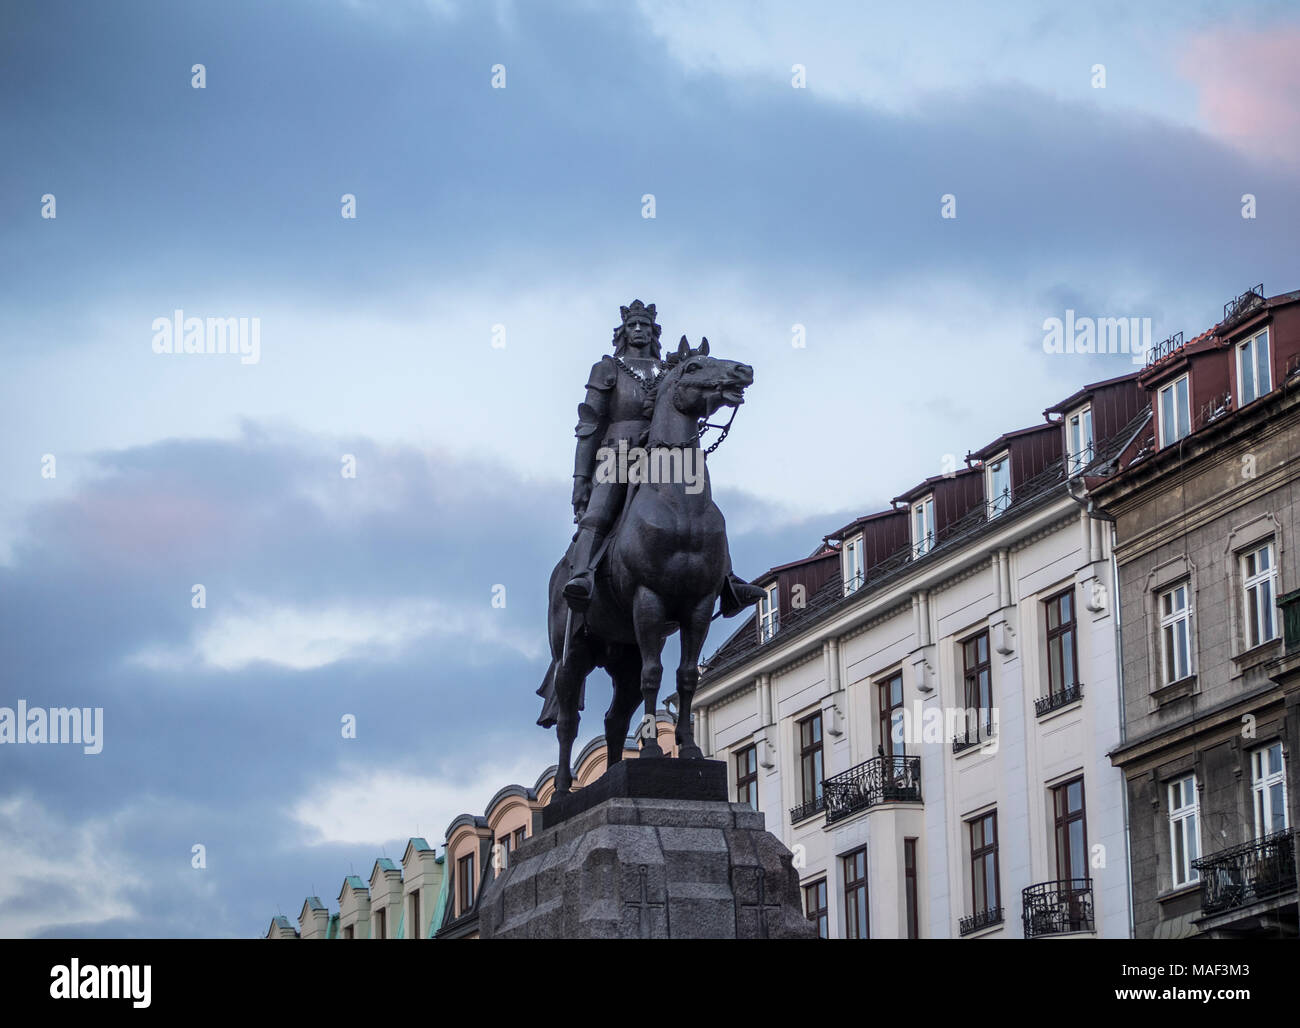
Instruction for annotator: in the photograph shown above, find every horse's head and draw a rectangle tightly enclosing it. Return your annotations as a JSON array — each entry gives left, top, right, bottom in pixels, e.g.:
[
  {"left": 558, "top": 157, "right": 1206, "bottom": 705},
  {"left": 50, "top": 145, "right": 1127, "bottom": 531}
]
[{"left": 658, "top": 335, "right": 754, "bottom": 422}]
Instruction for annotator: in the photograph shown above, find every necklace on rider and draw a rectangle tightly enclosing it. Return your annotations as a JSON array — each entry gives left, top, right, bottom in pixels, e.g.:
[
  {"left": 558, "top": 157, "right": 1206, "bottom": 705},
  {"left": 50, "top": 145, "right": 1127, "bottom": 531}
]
[{"left": 612, "top": 354, "right": 660, "bottom": 388}]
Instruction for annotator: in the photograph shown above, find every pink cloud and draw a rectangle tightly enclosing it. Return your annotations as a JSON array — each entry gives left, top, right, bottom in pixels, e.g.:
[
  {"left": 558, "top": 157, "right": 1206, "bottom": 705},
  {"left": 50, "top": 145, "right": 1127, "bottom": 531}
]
[{"left": 1180, "top": 26, "right": 1300, "bottom": 166}]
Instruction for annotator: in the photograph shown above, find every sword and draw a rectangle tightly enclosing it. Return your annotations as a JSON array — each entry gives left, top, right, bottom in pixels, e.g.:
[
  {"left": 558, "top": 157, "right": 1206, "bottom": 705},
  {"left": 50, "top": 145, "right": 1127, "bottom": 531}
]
[{"left": 561, "top": 607, "right": 573, "bottom": 667}]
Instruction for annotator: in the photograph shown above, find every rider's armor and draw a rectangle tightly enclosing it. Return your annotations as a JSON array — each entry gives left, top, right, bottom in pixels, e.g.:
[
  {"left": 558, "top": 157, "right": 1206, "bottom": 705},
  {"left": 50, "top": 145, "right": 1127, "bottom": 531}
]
[
  {"left": 563, "top": 302, "right": 765, "bottom": 617},
  {"left": 564, "top": 354, "right": 655, "bottom": 605}
]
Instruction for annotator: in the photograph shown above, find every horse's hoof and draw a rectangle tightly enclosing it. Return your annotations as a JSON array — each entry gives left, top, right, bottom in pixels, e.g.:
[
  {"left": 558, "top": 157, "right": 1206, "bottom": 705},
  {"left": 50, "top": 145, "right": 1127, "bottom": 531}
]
[
  {"left": 678, "top": 745, "right": 703, "bottom": 760},
  {"left": 639, "top": 741, "right": 665, "bottom": 758}
]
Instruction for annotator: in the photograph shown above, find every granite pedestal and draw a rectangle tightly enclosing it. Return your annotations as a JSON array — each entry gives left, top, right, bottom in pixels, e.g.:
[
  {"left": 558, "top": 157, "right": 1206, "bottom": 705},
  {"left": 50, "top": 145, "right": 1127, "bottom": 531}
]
[{"left": 477, "top": 759, "right": 816, "bottom": 939}]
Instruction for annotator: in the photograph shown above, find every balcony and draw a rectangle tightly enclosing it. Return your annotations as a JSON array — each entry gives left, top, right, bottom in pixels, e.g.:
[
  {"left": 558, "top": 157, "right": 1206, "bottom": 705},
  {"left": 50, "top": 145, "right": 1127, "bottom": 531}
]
[
  {"left": 952, "top": 716, "right": 996, "bottom": 754},
  {"left": 789, "top": 794, "right": 825, "bottom": 824},
  {"left": 1191, "top": 829, "right": 1297, "bottom": 918},
  {"left": 1280, "top": 587, "right": 1300, "bottom": 650},
  {"left": 823, "top": 754, "right": 922, "bottom": 824},
  {"left": 1034, "top": 682, "right": 1083, "bottom": 718},
  {"left": 959, "top": 906, "right": 1003, "bottom": 936},
  {"left": 1022, "top": 878, "right": 1095, "bottom": 938}
]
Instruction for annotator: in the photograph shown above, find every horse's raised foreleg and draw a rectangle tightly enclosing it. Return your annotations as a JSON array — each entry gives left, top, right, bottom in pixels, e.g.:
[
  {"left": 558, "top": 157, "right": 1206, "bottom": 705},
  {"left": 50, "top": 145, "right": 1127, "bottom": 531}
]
[
  {"left": 603, "top": 646, "right": 643, "bottom": 767},
  {"left": 674, "top": 594, "right": 716, "bottom": 760},
  {"left": 631, "top": 586, "right": 669, "bottom": 758}
]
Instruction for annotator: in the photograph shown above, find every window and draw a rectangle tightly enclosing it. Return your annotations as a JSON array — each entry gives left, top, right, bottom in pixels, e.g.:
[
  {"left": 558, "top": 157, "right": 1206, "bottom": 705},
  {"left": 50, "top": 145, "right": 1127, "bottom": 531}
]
[
  {"left": 803, "top": 878, "right": 828, "bottom": 938},
  {"left": 1159, "top": 583, "right": 1193, "bottom": 684},
  {"left": 843, "top": 535, "right": 864, "bottom": 594},
  {"left": 904, "top": 838, "right": 920, "bottom": 939},
  {"left": 1053, "top": 778, "right": 1088, "bottom": 881},
  {"left": 1044, "top": 589, "right": 1078, "bottom": 700},
  {"left": 878, "top": 672, "right": 905, "bottom": 757},
  {"left": 956, "top": 631, "right": 992, "bottom": 750},
  {"left": 758, "top": 583, "right": 779, "bottom": 642},
  {"left": 408, "top": 890, "right": 421, "bottom": 940},
  {"left": 1251, "top": 743, "right": 1288, "bottom": 837},
  {"left": 1168, "top": 775, "right": 1200, "bottom": 887},
  {"left": 513, "top": 826, "right": 527, "bottom": 849},
  {"left": 1158, "top": 375, "right": 1190, "bottom": 447},
  {"left": 968, "top": 812, "right": 1000, "bottom": 919},
  {"left": 496, "top": 834, "right": 510, "bottom": 874},
  {"left": 1241, "top": 542, "right": 1278, "bottom": 649},
  {"left": 1237, "top": 328, "right": 1272, "bottom": 406},
  {"left": 798, "top": 713, "right": 824, "bottom": 810},
  {"left": 457, "top": 853, "right": 475, "bottom": 915},
  {"left": 374, "top": 906, "right": 386, "bottom": 940},
  {"left": 1066, "top": 406, "right": 1094, "bottom": 476},
  {"left": 735, "top": 744, "right": 758, "bottom": 810},
  {"left": 842, "top": 848, "right": 869, "bottom": 939},
  {"left": 986, "top": 453, "right": 1011, "bottom": 518},
  {"left": 911, "top": 496, "right": 935, "bottom": 557}
]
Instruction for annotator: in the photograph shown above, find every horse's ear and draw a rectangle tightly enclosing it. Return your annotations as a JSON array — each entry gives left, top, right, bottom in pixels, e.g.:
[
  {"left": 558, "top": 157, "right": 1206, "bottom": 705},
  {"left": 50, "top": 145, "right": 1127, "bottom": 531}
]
[
  {"left": 698, "top": 337, "right": 709, "bottom": 356},
  {"left": 677, "top": 336, "right": 690, "bottom": 360}
]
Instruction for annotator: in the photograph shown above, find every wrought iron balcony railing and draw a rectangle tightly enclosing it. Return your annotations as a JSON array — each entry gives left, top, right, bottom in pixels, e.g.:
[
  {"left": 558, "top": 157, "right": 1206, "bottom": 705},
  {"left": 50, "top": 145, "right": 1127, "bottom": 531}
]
[
  {"left": 952, "top": 717, "right": 996, "bottom": 754},
  {"left": 1022, "top": 878, "right": 1095, "bottom": 938},
  {"left": 1144, "top": 330, "right": 1184, "bottom": 367},
  {"left": 1035, "top": 682, "right": 1083, "bottom": 718},
  {"left": 1223, "top": 283, "right": 1265, "bottom": 324},
  {"left": 1190, "top": 829, "right": 1297, "bottom": 917},
  {"left": 789, "top": 794, "right": 825, "bottom": 824},
  {"left": 958, "top": 905, "right": 1003, "bottom": 936},
  {"left": 1279, "top": 587, "right": 1300, "bottom": 651},
  {"left": 823, "top": 754, "right": 922, "bottom": 824}
]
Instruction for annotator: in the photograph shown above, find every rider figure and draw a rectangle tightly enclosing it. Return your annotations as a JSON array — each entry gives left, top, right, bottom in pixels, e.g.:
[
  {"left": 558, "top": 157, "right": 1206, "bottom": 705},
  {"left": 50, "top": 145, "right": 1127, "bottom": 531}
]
[{"left": 563, "top": 300, "right": 766, "bottom": 616}]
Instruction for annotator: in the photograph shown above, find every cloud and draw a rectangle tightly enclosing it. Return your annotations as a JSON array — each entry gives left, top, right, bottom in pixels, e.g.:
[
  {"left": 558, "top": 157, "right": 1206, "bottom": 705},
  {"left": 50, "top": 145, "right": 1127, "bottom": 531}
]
[
  {"left": 128, "top": 594, "right": 543, "bottom": 673},
  {"left": 0, "top": 793, "right": 141, "bottom": 938},
  {"left": 290, "top": 752, "right": 554, "bottom": 847},
  {"left": 1180, "top": 25, "right": 1300, "bottom": 166}
]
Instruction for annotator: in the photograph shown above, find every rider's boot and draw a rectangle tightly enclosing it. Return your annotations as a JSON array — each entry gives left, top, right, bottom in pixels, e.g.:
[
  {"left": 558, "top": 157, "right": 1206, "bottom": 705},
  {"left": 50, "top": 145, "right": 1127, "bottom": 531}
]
[
  {"left": 719, "top": 573, "right": 767, "bottom": 618},
  {"left": 563, "top": 525, "right": 605, "bottom": 610}
]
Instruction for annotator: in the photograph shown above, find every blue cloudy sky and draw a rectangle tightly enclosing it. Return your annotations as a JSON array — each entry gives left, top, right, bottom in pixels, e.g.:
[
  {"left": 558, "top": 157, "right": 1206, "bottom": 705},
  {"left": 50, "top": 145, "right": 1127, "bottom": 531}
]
[{"left": 2, "top": 0, "right": 1298, "bottom": 937}]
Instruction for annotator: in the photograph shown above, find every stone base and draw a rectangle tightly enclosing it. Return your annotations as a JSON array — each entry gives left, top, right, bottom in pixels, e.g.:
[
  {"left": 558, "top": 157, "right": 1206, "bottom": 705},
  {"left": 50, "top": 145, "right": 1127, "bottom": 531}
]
[
  {"left": 478, "top": 792, "right": 817, "bottom": 939},
  {"left": 540, "top": 757, "right": 729, "bottom": 829}
]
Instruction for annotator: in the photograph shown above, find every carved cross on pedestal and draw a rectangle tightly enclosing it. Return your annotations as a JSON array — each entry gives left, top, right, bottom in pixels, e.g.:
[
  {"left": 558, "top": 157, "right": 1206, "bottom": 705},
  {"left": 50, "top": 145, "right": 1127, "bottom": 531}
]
[
  {"left": 738, "top": 867, "right": 784, "bottom": 939},
  {"left": 625, "top": 865, "right": 666, "bottom": 939}
]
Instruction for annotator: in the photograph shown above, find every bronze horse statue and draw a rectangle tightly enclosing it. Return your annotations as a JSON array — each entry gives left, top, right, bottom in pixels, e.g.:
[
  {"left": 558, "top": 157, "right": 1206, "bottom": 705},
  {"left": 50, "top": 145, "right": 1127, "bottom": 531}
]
[{"left": 537, "top": 337, "right": 754, "bottom": 795}]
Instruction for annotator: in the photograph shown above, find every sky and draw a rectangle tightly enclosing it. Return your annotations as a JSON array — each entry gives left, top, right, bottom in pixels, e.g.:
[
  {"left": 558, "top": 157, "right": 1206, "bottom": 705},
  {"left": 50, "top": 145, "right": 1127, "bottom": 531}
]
[{"left": 1, "top": 0, "right": 1298, "bottom": 937}]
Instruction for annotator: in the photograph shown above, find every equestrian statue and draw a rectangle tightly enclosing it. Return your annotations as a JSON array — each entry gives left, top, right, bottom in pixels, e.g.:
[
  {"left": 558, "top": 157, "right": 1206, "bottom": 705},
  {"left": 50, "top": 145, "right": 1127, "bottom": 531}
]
[{"left": 537, "top": 300, "right": 764, "bottom": 796}]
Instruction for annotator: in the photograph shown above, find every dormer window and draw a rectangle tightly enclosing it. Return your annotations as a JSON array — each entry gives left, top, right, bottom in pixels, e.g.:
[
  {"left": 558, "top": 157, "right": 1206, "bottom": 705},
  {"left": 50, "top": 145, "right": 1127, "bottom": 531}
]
[
  {"left": 843, "top": 534, "right": 864, "bottom": 594},
  {"left": 911, "top": 496, "right": 935, "bottom": 557},
  {"left": 985, "top": 453, "right": 1011, "bottom": 518},
  {"left": 1066, "top": 406, "right": 1094, "bottom": 476},
  {"left": 758, "top": 583, "right": 779, "bottom": 642},
  {"left": 1237, "top": 328, "right": 1271, "bottom": 407},
  {"left": 1158, "top": 374, "right": 1190, "bottom": 447}
]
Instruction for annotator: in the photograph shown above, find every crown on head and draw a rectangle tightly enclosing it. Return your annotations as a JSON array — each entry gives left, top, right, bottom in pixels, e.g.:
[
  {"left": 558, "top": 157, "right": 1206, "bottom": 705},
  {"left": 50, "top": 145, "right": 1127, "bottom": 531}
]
[{"left": 619, "top": 300, "right": 658, "bottom": 327}]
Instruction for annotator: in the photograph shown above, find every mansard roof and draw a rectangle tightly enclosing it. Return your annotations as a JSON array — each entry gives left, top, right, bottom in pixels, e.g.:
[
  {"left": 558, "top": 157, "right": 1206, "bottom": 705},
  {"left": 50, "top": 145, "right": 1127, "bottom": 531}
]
[
  {"left": 1043, "top": 371, "right": 1141, "bottom": 416},
  {"left": 825, "top": 508, "right": 904, "bottom": 544},
  {"left": 402, "top": 837, "right": 436, "bottom": 865},
  {"left": 891, "top": 465, "right": 981, "bottom": 506},
  {"left": 966, "top": 421, "right": 1058, "bottom": 464},
  {"left": 443, "top": 812, "right": 489, "bottom": 840},
  {"left": 700, "top": 360, "right": 1164, "bottom": 685},
  {"left": 484, "top": 783, "right": 535, "bottom": 812}
]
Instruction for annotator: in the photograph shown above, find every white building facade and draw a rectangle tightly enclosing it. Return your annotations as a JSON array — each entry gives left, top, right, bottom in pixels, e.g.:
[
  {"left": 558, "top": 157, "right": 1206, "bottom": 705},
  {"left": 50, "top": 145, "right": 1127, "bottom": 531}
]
[{"left": 694, "top": 376, "right": 1146, "bottom": 939}]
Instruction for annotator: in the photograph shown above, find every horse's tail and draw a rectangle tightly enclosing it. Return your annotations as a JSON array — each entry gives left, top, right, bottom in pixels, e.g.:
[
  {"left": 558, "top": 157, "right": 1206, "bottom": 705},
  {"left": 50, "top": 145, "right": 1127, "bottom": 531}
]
[
  {"left": 538, "top": 553, "right": 576, "bottom": 728},
  {"left": 536, "top": 659, "right": 560, "bottom": 728}
]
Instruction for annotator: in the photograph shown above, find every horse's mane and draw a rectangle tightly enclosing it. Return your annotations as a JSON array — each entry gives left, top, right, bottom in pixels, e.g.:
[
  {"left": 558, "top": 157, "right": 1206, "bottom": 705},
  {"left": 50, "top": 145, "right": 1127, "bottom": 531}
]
[{"left": 649, "top": 344, "right": 706, "bottom": 401}]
